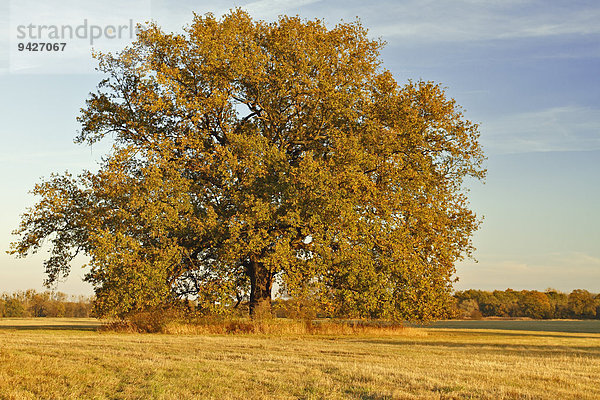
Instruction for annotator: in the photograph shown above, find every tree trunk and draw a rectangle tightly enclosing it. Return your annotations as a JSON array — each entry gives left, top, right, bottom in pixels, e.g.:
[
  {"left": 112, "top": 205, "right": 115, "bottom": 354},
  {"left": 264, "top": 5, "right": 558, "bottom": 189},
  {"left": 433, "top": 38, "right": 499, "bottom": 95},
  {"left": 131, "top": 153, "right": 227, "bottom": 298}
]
[{"left": 248, "top": 260, "right": 272, "bottom": 318}]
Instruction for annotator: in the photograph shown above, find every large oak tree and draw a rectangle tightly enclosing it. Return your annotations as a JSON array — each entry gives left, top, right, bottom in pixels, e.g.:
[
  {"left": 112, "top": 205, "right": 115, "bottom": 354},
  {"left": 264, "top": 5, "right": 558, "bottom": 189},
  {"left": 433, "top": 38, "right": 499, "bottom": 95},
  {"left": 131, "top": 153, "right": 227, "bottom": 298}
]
[{"left": 10, "top": 10, "right": 485, "bottom": 321}]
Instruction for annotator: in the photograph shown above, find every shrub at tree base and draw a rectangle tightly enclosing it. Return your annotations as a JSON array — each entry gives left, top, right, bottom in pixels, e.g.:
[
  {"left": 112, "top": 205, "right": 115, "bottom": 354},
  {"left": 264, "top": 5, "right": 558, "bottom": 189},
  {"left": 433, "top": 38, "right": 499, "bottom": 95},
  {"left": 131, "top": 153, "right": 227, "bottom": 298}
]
[{"left": 100, "top": 310, "right": 410, "bottom": 335}]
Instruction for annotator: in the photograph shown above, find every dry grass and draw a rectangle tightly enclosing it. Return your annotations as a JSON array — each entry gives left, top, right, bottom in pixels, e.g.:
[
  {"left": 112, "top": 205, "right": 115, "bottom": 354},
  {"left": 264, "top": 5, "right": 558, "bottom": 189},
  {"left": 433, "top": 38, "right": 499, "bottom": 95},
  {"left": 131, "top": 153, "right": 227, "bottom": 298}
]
[
  {"left": 102, "top": 315, "right": 415, "bottom": 336},
  {"left": 0, "top": 318, "right": 599, "bottom": 399}
]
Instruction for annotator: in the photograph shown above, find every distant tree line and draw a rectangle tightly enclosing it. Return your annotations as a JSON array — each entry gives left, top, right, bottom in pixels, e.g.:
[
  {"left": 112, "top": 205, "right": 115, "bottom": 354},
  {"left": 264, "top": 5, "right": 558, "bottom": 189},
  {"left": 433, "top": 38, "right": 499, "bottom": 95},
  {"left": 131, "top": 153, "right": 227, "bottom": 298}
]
[
  {"left": 0, "top": 290, "right": 92, "bottom": 318},
  {"left": 2, "top": 288, "right": 598, "bottom": 320},
  {"left": 454, "top": 289, "right": 600, "bottom": 319}
]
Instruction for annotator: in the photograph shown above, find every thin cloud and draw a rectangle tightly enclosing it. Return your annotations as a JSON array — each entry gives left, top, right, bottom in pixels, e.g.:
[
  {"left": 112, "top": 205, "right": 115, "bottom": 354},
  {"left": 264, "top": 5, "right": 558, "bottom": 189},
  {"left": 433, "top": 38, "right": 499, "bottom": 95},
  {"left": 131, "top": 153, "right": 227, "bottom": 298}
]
[
  {"left": 482, "top": 106, "right": 600, "bottom": 154},
  {"left": 368, "top": 1, "right": 600, "bottom": 42},
  {"left": 455, "top": 253, "right": 600, "bottom": 291},
  {"left": 241, "top": 0, "right": 323, "bottom": 19},
  {"left": 557, "top": 252, "right": 600, "bottom": 267}
]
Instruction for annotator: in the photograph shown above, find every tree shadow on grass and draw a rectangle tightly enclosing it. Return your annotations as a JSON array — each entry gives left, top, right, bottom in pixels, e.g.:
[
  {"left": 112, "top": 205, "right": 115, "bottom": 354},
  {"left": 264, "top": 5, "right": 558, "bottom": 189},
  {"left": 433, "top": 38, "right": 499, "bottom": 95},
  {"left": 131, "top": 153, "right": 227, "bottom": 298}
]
[
  {"left": 354, "top": 338, "right": 600, "bottom": 358},
  {"left": 0, "top": 319, "right": 101, "bottom": 332},
  {"left": 417, "top": 320, "right": 600, "bottom": 334},
  {"left": 344, "top": 388, "right": 392, "bottom": 400},
  {"left": 422, "top": 329, "right": 600, "bottom": 340}
]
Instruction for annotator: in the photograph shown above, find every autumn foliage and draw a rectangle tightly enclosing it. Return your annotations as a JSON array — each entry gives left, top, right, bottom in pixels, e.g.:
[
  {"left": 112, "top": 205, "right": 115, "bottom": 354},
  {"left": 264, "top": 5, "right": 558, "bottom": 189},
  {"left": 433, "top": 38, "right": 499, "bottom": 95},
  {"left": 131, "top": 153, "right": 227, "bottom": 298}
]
[
  {"left": 10, "top": 11, "right": 485, "bottom": 321},
  {"left": 0, "top": 290, "right": 92, "bottom": 318},
  {"left": 454, "top": 289, "right": 600, "bottom": 319}
]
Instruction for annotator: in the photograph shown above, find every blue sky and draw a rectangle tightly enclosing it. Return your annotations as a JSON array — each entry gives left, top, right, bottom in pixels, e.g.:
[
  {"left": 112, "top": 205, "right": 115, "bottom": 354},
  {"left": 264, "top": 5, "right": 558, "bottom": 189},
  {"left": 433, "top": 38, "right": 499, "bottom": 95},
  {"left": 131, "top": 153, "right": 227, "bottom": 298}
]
[{"left": 1, "top": 0, "right": 598, "bottom": 295}]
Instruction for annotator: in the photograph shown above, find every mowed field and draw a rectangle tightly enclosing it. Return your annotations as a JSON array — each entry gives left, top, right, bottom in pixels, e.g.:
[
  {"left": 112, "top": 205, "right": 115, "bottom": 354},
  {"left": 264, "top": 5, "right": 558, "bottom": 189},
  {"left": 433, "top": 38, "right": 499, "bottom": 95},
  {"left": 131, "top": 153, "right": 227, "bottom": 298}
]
[{"left": 0, "top": 318, "right": 599, "bottom": 399}]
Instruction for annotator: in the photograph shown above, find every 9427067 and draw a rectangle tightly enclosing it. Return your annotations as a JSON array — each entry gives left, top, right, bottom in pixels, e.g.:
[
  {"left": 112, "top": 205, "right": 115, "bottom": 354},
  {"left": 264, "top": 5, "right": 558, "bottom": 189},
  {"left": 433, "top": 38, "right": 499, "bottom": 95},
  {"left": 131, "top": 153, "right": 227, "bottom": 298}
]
[{"left": 18, "top": 42, "right": 67, "bottom": 51}]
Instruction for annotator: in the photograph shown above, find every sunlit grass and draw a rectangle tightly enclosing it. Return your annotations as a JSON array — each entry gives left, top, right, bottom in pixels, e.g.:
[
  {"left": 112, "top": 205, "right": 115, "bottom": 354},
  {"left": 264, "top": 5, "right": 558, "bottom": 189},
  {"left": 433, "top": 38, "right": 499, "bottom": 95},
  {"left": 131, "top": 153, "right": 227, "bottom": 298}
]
[{"left": 0, "top": 318, "right": 598, "bottom": 399}]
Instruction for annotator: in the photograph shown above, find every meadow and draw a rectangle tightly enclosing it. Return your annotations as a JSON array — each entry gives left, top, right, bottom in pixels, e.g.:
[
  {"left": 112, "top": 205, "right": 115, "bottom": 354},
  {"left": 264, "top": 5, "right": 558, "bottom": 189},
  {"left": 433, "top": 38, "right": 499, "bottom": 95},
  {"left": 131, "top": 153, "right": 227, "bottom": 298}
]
[{"left": 0, "top": 318, "right": 599, "bottom": 399}]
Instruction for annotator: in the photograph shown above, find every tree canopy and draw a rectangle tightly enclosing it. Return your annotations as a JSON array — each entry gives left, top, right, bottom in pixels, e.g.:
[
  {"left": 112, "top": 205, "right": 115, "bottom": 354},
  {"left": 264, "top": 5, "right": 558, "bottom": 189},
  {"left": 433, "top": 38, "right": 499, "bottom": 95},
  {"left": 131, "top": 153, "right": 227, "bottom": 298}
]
[{"left": 10, "top": 10, "right": 485, "bottom": 321}]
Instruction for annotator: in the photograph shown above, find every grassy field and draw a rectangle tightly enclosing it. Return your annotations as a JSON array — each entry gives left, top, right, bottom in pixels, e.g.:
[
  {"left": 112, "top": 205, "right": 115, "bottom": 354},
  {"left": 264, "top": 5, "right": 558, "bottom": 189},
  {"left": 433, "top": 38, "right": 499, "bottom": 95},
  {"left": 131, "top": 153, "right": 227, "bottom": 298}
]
[{"left": 0, "top": 318, "right": 599, "bottom": 399}]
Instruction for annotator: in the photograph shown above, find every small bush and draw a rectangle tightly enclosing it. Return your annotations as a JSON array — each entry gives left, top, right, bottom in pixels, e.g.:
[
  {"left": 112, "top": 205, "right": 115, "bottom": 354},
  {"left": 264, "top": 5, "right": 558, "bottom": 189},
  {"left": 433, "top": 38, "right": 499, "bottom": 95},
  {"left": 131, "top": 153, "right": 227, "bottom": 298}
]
[
  {"left": 470, "top": 309, "right": 483, "bottom": 320},
  {"left": 100, "top": 307, "right": 184, "bottom": 333}
]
